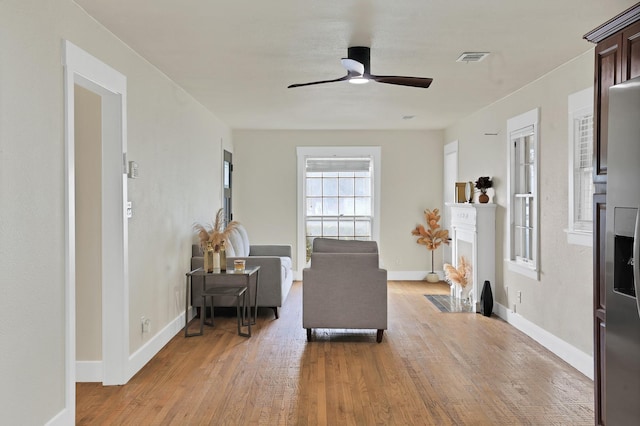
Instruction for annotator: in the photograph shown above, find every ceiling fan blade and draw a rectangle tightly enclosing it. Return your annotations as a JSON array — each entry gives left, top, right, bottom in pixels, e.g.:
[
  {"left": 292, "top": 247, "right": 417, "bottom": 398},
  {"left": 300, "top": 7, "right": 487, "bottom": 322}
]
[
  {"left": 288, "top": 75, "right": 350, "bottom": 88},
  {"left": 340, "top": 58, "right": 365, "bottom": 76},
  {"left": 369, "top": 75, "right": 433, "bottom": 88}
]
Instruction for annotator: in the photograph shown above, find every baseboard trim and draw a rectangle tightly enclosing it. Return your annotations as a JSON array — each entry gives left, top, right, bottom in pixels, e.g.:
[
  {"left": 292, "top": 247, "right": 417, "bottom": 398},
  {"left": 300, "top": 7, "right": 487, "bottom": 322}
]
[
  {"left": 48, "top": 309, "right": 194, "bottom": 426},
  {"left": 45, "top": 408, "right": 70, "bottom": 426},
  {"left": 126, "top": 307, "right": 195, "bottom": 382},
  {"left": 387, "top": 271, "right": 444, "bottom": 281},
  {"left": 494, "top": 303, "right": 593, "bottom": 379}
]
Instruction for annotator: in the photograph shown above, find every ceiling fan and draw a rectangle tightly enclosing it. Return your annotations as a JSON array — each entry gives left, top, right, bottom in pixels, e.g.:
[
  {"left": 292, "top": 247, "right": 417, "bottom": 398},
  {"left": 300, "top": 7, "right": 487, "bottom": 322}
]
[{"left": 287, "top": 46, "right": 433, "bottom": 89}]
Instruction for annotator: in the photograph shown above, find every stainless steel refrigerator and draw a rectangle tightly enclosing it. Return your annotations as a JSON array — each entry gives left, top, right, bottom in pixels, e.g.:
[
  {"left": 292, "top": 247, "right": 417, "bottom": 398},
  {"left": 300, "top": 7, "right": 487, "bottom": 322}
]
[{"left": 606, "top": 75, "right": 640, "bottom": 424}]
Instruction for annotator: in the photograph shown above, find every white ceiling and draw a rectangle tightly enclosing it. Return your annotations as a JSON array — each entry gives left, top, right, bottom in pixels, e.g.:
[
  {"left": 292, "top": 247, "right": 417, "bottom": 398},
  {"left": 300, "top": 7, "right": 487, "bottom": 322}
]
[{"left": 74, "top": 0, "right": 636, "bottom": 130}]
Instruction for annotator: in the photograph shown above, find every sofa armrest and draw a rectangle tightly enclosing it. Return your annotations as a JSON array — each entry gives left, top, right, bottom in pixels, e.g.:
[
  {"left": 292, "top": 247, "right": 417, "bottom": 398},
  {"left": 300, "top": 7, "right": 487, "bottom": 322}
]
[
  {"left": 249, "top": 244, "right": 292, "bottom": 258},
  {"left": 226, "top": 255, "right": 286, "bottom": 306}
]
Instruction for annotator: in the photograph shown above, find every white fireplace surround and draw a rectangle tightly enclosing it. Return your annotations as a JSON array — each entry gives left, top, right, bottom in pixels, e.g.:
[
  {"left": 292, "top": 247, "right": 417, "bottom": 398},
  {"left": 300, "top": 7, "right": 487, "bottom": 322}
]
[{"left": 446, "top": 203, "right": 496, "bottom": 311}]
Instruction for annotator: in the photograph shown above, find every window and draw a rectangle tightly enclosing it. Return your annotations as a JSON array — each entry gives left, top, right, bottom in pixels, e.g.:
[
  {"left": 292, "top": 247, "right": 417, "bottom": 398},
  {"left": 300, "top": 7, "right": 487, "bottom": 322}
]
[
  {"left": 297, "top": 147, "right": 381, "bottom": 268},
  {"left": 567, "top": 88, "right": 594, "bottom": 246},
  {"left": 507, "top": 108, "right": 539, "bottom": 280},
  {"left": 305, "top": 161, "right": 372, "bottom": 246}
]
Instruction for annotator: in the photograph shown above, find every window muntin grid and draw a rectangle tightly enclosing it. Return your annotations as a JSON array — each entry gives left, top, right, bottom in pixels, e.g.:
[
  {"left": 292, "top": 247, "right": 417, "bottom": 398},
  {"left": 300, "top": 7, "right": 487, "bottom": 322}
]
[
  {"left": 305, "top": 168, "right": 372, "bottom": 260},
  {"left": 573, "top": 114, "right": 594, "bottom": 231}
]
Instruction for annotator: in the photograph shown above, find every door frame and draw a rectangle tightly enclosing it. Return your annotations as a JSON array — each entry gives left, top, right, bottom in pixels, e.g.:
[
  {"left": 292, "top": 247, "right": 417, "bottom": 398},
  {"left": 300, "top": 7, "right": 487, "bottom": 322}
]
[
  {"left": 223, "top": 150, "right": 233, "bottom": 224},
  {"left": 61, "top": 40, "right": 129, "bottom": 423},
  {"left": 443, "top": 140, "right": 459, "bottom": 265}
]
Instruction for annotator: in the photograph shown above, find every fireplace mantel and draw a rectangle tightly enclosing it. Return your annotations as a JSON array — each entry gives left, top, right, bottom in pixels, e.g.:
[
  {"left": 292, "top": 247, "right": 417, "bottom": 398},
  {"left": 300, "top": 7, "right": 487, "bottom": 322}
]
[{"left": 446, "top": 203, "right": 496, "bottom": 311}]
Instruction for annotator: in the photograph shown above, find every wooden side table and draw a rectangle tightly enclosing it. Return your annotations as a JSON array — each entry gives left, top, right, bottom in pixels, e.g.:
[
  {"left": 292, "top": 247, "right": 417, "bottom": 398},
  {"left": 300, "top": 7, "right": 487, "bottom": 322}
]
[{"left": 184, "top": 266, "right": 260, "bottom": 337}]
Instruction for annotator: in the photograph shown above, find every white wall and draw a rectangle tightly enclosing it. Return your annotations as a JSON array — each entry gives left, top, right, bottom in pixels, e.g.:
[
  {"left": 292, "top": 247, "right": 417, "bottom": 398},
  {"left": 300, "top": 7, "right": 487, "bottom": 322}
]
[
  {"left": 232, "top": 130, "right": 445, "bottom": 278},
  {"left": 445, "top": 50, "right": 595, "bottom": 355},
  {"left": 0, "top": 1, "right": 231, "bottom": 423}
]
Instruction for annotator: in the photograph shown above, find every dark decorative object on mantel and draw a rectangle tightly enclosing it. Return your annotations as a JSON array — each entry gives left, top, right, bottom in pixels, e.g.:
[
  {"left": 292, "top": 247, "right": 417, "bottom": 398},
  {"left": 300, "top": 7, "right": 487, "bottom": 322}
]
[
  {"left": 480, "top": 280, "right": 493, "bottom": 317},
  {"left": 475, "top": 176, "right": 493, "bottom": 204}
]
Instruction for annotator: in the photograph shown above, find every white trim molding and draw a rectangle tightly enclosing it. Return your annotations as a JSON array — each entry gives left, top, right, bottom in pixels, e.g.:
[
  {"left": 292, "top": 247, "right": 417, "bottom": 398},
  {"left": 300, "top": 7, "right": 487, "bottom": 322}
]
[
  {"left": 495, "top": 303, "right": 593, "bottom": 379},
  {"left": 127, "top": 309, "right": 194, "bottom": 382},
  {"left": 506, "top": 107, "right": 541, "bottom": 280},
  {"left": 566, "top": 87, "right": 594, "bottom": 247},
  {"left": 387, "top": 270, "right": 445, "bottom": 281},
  {"left": 57, "top": 40, "right": 129, "bottom": 425}
]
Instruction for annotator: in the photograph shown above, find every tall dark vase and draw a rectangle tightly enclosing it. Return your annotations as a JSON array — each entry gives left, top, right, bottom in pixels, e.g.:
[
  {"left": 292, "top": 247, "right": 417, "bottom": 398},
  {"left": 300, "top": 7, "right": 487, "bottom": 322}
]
[{"left": 480, "top": 280, "right": 493, "bottom": 317}]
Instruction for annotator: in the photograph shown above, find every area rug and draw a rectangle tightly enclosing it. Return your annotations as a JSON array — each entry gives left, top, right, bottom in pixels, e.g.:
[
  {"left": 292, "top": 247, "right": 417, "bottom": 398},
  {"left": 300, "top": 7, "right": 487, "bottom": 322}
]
[{"left": 424, "top": 295, "right": 475, "bottom": 313}]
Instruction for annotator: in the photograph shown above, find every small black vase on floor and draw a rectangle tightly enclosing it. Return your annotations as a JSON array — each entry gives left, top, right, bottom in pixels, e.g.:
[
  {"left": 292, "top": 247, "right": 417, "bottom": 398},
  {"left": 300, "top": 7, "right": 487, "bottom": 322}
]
[{"left": 480, "top": 280, "right": 493, "bottom": 317}]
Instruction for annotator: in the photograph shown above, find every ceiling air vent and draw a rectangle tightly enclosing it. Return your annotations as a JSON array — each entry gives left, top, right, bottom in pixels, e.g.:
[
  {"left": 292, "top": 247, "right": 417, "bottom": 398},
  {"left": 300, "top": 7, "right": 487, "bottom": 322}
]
[{"left": 456, "top": 52, "right": 490, "bottom": 63}]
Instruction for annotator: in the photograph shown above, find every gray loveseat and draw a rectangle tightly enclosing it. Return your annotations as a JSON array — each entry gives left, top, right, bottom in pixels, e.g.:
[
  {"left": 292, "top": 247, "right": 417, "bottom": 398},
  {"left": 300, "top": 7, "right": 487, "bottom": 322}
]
[
  {"left": 191, "top": 224, "right": 293, "bottom": 318},
  {"left": 302, "top": 238, "right": 388, "bottom": 342}
]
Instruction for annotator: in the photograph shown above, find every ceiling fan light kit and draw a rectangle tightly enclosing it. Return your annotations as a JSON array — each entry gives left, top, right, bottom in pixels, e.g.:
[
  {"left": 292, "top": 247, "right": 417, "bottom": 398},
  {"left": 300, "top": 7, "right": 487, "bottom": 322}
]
[
  {"left": 348, "top": 77, "right": 369, "bottom": 84},
  {"left": 288, "top": 46, "right": 433, "bottom": 89}
]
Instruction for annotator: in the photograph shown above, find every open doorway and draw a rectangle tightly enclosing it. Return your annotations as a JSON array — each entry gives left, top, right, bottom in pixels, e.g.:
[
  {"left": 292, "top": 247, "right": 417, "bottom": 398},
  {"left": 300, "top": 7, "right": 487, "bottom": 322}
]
[
  {"left": 74, "top": 85, "right": 103, "bottom": 380},
  {"left": 61, "top": 40, "right": 129, "bottom": 423}
]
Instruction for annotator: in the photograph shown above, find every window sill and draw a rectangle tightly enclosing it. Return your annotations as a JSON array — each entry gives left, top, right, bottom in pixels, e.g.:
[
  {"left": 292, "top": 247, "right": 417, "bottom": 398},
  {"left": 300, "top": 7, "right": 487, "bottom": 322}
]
[
  {"left": 564, "top": 229, "right": 592, "bottom": 247},
  {"left": 507, "top": 260, "right": 539, "bottom": 281}
]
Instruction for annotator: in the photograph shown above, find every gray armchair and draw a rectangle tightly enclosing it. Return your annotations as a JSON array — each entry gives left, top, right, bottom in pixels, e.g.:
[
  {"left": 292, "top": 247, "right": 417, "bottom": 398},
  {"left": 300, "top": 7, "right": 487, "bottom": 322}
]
[{"left": 302, "top": 238, "right": 388, "bottom": 343}]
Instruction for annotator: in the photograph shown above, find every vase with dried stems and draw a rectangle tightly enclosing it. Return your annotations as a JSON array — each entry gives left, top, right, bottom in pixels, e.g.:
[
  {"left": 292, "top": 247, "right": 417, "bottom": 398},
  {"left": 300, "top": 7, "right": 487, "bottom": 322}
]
[
  {"left": 411, "top": 208, "right": 449, "bottom": 283},
  {"left": 444, "top": 256, "right": 473, "bottom": 303},
  {"left": 193, "top": 208, "right": 239, "bottom": 272}
]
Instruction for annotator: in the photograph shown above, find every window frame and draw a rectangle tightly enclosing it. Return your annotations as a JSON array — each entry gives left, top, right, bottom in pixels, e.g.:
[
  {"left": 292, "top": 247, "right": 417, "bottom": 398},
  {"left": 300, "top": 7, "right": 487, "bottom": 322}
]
[
  {"left": 566, "top": 87, "right": 594, "bottom": 247},
  {"left": 296, "top": 146, "right": 381, "bottom": 273},
  {"left": 507, "top": 108, "right": 540, "bottom": 280}
]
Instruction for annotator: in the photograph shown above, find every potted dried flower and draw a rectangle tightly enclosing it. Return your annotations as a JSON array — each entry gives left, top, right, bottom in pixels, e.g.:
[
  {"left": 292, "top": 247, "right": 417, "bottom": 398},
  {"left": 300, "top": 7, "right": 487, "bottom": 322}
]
[
  {"left": 475, "top": 176, "right": 493, "bottom": 203},
  {"left": 411, "top": 208, "right": 450, "bottom": 282},
  {"left": 444, "top": 256, "right": 473, "bottom": 302},
  {"left": 193, "top": 208, "right": 239, "bottom": 272}
]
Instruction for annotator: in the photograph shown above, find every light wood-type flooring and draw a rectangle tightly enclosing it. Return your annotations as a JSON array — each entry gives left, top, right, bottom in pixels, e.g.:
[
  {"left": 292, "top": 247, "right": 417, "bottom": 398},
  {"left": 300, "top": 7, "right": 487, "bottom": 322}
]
[{"left": 76, "top": 281, "right": 594, "bottom": 425}]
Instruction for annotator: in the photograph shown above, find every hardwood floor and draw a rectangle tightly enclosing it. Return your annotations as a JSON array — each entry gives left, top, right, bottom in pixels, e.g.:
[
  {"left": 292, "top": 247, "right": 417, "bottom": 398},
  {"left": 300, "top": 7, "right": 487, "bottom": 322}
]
[{"left": 77, "top": 281, "right": 593, "bottom": 425}]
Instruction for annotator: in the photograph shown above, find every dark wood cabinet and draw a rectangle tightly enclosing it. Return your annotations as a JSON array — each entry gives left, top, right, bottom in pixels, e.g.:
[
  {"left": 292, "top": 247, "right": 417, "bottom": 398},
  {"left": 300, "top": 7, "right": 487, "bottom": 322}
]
[
  {"left": 622, "top": 21, "right": 640, "bottom": 81},
  {"left": 593, "top": 36, "right": 620, "bottom": 183},
  {"left": 585, "top": 5, "right": 640, "bottom": 425}
]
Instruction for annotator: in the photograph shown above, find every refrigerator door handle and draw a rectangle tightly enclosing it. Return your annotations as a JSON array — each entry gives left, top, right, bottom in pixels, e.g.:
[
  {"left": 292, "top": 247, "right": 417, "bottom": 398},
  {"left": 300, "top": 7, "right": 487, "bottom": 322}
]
[{"left": 634, "top": 208, "right": 640, "bottom": 318}]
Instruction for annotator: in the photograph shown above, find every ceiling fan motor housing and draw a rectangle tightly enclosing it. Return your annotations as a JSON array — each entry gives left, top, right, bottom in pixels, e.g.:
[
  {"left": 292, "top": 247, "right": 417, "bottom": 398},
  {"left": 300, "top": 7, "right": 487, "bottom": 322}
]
[{"left": 348, "top": 46, "right": 371, "bottom": 75}]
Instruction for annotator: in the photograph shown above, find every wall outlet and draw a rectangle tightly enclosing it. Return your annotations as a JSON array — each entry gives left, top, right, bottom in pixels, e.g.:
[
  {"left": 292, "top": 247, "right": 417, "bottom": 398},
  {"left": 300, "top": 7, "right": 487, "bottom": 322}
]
[
  {"left": 517, "top": 291, "right": 522, "bottom": 303},
  {"left": 141, "top": 316, "right": 150, "bottom": 333}
]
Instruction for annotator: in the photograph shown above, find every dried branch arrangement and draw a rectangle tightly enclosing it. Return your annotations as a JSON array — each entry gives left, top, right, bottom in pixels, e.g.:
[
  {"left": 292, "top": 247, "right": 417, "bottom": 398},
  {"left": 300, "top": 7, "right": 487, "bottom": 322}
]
[
  {"left": 193, "top": 208, "right": 239, "bottom": 251},
  {"left": 412, "top": 208, "right": 449, "bottom": 273},
  {"left": 444, "top": 256, "right": 472, "bottom": 288}
]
